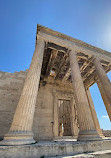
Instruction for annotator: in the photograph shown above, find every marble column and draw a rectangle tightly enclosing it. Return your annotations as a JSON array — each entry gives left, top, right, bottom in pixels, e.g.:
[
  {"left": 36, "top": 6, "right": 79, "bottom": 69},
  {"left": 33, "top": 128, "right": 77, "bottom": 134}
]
[
  {"left": 96, "top": 79, "right": 111, "bottom": 121},
  {"left": 69, "top": 50, "right": 101, "bottom": 141},
  {"left": 85, "top": 88, "right": 104, "bottom": 137},
  {"left": 1, "top": 38, "right": 45, "bottom": 145},
  {"left": 93, "top": 56, "right": 111, "bottom": 105}
]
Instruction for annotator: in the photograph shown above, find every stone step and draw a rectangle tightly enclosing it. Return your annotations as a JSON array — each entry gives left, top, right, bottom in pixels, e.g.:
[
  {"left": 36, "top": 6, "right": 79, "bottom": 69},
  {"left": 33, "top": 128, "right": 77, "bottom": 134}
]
[
  {"left": 0, "top": 140, "right": 111, "bottom": 158},
  {"left": 49, "top": 150, "right": 111, "bottom": 158}
]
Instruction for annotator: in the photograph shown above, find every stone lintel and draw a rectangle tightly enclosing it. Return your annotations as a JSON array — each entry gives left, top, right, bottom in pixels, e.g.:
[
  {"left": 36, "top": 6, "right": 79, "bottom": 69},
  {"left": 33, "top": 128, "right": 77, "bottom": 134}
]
[{"left": 37, "top": 25, "right": 111, "bottom": 63}]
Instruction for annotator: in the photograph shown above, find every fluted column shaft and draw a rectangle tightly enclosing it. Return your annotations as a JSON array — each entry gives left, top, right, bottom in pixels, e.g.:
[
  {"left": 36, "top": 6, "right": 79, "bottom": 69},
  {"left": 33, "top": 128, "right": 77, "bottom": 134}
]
[
  {"left": 69, "top": 50, "right": 101, "bottom": 141},
  {"left": 85, "top": 88, "right": 104, "bottom": 137},
  {"left": 93, "top": 57, "right": 111, "bottom": 105},
  {"left": 2, "top": 38, "right": 45, "bottom": 145},
  {"left": 96, "top": 79, "right": 111, "bottom": 121}
]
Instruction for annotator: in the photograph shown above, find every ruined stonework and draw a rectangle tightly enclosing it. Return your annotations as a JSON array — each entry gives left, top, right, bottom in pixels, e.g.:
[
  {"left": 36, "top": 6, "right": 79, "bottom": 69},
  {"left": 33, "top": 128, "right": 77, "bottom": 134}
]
[
  {"left": 0, "top": 70, "right": 78, "bottom": 141},
  {"left": 0, "top": 25, "right": 111, "bottom": 158},
  {"left": 0, "top": 71, "right": 27, "bottom": 140}
]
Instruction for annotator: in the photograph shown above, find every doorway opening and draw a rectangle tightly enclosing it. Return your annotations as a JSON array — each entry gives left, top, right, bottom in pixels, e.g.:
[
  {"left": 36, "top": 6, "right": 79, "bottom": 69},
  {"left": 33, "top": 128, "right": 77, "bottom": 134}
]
[{"left": 58, "top": 100, "right": 72, "bottom": 136}]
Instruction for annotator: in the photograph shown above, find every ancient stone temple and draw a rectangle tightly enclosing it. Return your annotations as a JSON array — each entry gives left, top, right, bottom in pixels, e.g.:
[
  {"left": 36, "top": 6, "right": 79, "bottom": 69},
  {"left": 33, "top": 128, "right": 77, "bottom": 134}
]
[{"left": 0, "top": 25, "right": 111, "bottom": 157}]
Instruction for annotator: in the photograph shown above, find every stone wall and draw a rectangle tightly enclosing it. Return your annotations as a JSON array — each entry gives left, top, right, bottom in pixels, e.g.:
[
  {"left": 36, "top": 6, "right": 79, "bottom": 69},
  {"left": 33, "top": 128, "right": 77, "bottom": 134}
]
[
  {"left": 0, "top": 71, "right": 74, "bottom": 141},
  {"left": 0, "top": 71, "right": 27, "bottom": 140},
  {"left": 33, "top": 82, "right": 54, "bottom": 141},
  {"left": 33, "top": 77, "right": 74, "bottom": 141},
  {"left": 1, "top": 70, "right": 111, "bottom": 142}
]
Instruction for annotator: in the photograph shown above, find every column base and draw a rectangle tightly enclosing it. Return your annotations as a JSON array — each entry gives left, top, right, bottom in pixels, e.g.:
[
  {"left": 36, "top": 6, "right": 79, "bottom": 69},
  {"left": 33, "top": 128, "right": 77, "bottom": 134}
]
[
  {"left": 77, "top": 130, "right": 102, "bottom": 141},
  {"left": 0, "top": 131, "right": 36, "bottom": 145}
]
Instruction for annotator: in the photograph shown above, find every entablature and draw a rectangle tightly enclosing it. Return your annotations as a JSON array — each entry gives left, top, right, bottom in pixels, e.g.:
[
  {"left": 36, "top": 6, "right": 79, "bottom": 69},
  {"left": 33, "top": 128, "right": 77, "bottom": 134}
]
[{"left": 37, "top": 25, "right": 111, "bottom": 88}]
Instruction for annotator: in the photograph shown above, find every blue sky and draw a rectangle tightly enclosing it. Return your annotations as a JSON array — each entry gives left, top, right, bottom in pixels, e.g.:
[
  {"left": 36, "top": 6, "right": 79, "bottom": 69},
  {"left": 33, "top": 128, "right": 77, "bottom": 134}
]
[{"left": 0, "top": 0, "right": 111, "bottom": 129}]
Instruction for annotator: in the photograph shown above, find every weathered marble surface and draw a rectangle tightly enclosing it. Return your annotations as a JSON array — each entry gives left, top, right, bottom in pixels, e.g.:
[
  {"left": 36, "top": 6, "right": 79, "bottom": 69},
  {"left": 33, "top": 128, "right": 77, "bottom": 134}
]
[{"left": 0, "top": 140, "right": 111, "bottom": 158}]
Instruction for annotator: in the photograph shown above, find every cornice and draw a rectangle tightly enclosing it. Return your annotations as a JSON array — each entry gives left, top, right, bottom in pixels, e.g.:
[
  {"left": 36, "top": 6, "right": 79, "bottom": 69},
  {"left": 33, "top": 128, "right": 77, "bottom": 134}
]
[{"left": 37, "top": 24, "right": 111, "bottom": 59}]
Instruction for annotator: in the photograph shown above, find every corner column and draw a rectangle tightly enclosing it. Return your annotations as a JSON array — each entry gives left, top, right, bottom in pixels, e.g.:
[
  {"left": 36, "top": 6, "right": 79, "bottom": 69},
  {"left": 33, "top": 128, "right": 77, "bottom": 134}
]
[
  {"left": 85, "top": 88, "right": 104, "bottom": 137},
  {"left": 96, "top": 79, "right": 111, "bottom": 121},
  {"left": 1, "top": 38, "right": 45, "bottom": 145},
  {"left": 93, "top": 56, "right": 111, "bottom": 105},
  {"left": 69, "top": 50, "right": 101, "bottom": 141}
]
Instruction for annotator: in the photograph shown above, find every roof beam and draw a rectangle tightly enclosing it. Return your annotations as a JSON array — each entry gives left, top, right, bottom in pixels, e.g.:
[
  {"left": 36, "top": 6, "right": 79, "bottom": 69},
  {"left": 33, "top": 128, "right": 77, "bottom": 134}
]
[
  {"left": 83, "top": 71, "right": 96, "bottom": 88},
  {"left": 83, "top": 66, "right": 110, "bottom": 88},
  {"left": 45, "top": 50, "right": 58, "bottom": 76},
  {"left": 82, "top": 66, "right": 95, "bottom": 81},
  {"left": 62, "top": 68, "right": 71, "bottom": 81},
  {"left": 55, "top": 54, "right": 68, "bottom": 79},
  {"left": 80, "top": 60, "right": 90, "bottom": 72},
  {"left": 47, "top": 42, "right": 68, "bottom": 53}
]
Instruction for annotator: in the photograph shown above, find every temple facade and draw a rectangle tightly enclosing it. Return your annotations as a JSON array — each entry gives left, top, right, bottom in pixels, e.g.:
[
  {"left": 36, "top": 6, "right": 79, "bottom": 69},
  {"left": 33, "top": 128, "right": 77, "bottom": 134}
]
[{"left": 0, "top": 25, "right": 111, "bottom": 145}]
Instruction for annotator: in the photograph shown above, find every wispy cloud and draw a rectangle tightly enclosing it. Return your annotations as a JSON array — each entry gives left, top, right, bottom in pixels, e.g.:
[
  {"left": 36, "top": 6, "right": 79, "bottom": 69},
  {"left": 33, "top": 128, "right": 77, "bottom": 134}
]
[{"left": 102, "top": 115, "right": 109, "bottom": 119}]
